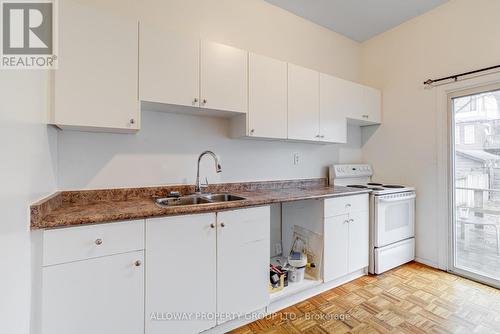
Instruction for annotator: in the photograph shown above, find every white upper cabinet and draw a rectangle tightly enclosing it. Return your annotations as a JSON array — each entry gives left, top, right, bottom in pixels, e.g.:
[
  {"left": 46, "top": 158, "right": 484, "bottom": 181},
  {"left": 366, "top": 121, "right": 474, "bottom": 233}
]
[
  {"left": 287, "top": 63, "right": 320, "bottom": 141},
  {"left": 344, "top": 81, "right": 381, "bottom": 125},
  {"left": 319, "top": 73, "right": 348, "bottom": 143},
  {"left": 201, "top": 41, "right": 248, "bottom": 113},
  {"left": 52, "top": 0, "right": 139, "bottom": 132},
  {"left": 139, "top": 24, "right": 200, "bottom": 108},
  {"left": 362, "top": 86, "right": 382, "bottom": 124},
  {"left": 247, "top": 53, "right": 288, "bottom": 139}
]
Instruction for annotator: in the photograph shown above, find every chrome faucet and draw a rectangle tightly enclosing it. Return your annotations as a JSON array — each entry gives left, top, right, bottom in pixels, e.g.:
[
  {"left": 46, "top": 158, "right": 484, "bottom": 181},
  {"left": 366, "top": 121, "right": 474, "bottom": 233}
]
[{"left": 195, "top": 150, "right": 222, "bottom": 193}]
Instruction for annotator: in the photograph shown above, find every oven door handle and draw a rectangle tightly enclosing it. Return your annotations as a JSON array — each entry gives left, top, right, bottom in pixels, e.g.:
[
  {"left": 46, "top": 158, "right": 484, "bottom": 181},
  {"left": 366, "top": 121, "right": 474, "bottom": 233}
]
[{"left": 377, "top": 194, "right": 416, "bottom": 203}]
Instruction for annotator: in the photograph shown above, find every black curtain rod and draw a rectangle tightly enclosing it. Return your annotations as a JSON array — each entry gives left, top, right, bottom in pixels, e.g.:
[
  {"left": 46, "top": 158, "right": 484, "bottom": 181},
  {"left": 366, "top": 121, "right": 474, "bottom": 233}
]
[{"left": 423, "top": 64, "right": 500, "bottom": 85}]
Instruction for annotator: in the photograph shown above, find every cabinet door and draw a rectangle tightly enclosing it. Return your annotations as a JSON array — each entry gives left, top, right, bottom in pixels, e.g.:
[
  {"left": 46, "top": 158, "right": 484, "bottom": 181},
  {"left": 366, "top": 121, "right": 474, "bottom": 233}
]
[
  {"left": 139, "top": 24, "right": 200, "bottom": 108},
  {"left": 348, "top": 211, "right": 370, "bottom": 272},
  {"left": 248, "top": 53, "right": 287, "bottom": 139},
  {"left": 217, "top": 206, "right": 270, "bottom": 323},
  {"left": 342, "top": 80, "right": 364, "bottom": 122},
  {"left": 146, "top": 213, "right": 217, "bottom": 334},
  {"left": 288, "top": 63, "right": 320, "bottom": 141},
  {"left": 53, "top": 0, "right": 139, "bottom": 131},
  {"left": 324, "top": 215, "right": 349, "bottom": 282},
  {"left": 201, "top": 41, "right": 248, "bottom": 113},
  {"left": 362, "top": 86, "right": 382, "bottom": 124},
  {"left": 41, "top": 251, "right": 144, "bottom": 334},
  {"left": 319, "top": 73, "right": 347, "bottom": 143}
]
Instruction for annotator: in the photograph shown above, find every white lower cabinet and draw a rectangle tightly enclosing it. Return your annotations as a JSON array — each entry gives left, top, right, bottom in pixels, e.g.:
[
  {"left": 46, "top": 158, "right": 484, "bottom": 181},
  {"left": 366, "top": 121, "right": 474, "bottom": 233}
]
[
  {"left": 324, "top": 195, "right": 369, "bottom": 282},
  {"left": 41, "top": 251, "right": 144, "bottom": 334},
  {"left": 216, "top": 207, "right": 270, "bottom": 324},
  {"left": 145, "top": 206, "right": 270, "bottom": 333},
  {"left": 324, "top": 215, "right": 349, "bottom": 281},
  {"left": 39, "top": 220, "right": 145, "bottom": 334},
  {"left": 347, "top": 211, "right": 370, "bottom": 272},
  {"left": 146, "top": 213, "right": 217, "bottom": 334}
]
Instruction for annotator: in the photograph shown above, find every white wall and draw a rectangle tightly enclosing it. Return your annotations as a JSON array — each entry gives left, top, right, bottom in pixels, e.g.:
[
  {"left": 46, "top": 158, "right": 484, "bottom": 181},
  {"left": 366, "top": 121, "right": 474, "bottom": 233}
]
[
  {"left": 57, "top": 0, "right": 364, "bottom": 190},
  {"left": 58, "top": 111, "right": 362, "bottom": 189},
  {"left": 360, "top": 0, "right": 500, "bottom": 267},
  {"left": 0, "top": 71, "right": 57, "bottom": 334}
]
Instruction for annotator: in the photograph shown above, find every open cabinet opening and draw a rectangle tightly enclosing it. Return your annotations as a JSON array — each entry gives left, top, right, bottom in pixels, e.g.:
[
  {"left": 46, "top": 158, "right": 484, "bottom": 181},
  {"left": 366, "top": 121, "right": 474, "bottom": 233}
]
[{"left": 269, "top": 200, "right": 324, "bottom": 302}]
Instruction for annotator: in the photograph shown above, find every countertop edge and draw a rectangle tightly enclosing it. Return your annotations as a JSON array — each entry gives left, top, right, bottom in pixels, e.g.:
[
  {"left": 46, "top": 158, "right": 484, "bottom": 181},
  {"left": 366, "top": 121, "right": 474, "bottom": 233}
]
[{"left": 31, "top": 188, "right": 371, "bottom": 230}]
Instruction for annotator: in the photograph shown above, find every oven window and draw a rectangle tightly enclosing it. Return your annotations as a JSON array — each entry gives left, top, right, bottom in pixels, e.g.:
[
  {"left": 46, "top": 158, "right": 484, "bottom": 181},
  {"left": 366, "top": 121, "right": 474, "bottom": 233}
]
[{"left": 385, "top": 203, "right": 410, "bottom": 231}]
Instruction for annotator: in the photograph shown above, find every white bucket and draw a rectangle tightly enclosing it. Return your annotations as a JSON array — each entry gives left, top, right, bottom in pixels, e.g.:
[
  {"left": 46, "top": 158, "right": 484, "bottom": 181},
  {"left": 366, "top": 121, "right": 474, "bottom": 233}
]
[
  {"left": 288, "top": 253, "right": 307, "bottom": 283},
  {"left": 288, "top": 266, "right": 305, "bottom": 283}
]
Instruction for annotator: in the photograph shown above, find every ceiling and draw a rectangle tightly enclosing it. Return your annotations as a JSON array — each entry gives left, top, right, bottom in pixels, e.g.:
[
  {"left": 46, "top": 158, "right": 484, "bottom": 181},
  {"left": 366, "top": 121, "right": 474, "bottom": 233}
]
[{"left": 264, "top": 0, "right": 449, "bottom": 42}]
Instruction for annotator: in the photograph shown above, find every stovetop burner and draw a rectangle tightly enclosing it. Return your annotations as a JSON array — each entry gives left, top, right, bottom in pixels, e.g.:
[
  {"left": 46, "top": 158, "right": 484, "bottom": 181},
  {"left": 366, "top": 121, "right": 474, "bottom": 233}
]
[
  {"left": 383, "top": 185, "right": 405, "bottom": 188},
  {"left": 347, "top": 185, "right": 368, "bottom": 189},
  {"left": 367, "top": 182, "right": 383, "bottom": 186}
]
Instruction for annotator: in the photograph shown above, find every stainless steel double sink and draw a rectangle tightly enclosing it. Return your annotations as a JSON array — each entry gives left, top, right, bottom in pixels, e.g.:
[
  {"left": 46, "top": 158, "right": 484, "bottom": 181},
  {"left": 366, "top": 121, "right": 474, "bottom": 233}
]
[{"left": 154, "top": 193, "right": 246, "bottom": 208}]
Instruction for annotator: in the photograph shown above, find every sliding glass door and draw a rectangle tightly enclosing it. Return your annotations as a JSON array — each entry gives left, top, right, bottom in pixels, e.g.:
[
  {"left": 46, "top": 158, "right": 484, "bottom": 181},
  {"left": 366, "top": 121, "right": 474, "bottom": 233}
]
[{"left": 450, "top": 85, "right": 500, "bottom": 287}]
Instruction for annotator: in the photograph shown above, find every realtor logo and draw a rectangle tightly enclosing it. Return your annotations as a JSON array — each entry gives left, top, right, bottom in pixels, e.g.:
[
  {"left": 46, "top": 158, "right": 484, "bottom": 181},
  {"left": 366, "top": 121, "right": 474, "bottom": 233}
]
[{"left": 1, "top": 0, "right": 57, "bottom": 69}]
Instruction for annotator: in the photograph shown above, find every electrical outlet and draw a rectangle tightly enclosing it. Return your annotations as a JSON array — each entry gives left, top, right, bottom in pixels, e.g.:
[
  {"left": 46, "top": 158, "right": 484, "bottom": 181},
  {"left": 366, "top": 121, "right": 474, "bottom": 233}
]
[
  {"left": 274, "top": 243, "right": 282, "bottom": 256},
  {"left": 293, "top": 152, "right": 300, "bottom": 165}
]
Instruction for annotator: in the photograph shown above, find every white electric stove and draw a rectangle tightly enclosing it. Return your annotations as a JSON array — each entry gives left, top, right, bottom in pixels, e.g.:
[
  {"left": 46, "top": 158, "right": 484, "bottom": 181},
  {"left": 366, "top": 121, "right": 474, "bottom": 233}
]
[{"left": 330, "top": 164, "right": 416, "bottom": 274}]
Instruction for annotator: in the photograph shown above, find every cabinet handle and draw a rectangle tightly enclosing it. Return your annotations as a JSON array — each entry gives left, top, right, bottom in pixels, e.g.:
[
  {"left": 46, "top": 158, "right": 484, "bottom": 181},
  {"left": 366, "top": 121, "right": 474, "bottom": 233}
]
[
  {"left": 129, "top": 118, "right": 135, "bottom": 124},
  {"left": 320, "top": 135, "right": 325, "bottom": 138},
  {"left": 134, "top": 260, "right": 142, "bottom": 267},
  {"left": 362, "top": 115, "right": 369, "bottom": 119},
  {"left": 349, "top": 219, "right": 354, "bottom": 224},
  {"left": 345, "top": 203, "right": 351, "bottom": 208},
  {"left": 95, "top": 238, "right": 103, "bottom": 245},
  {"left": 210, "top": 223, "right": 215, "bottom": 228},
  {"left": 315, "top": 134, "right": 320, "bottom": 138},
  {"left": 220, "top": 223, "right": 225, "bottom": 228},
  {"left": 344, "top": 220, "right": 349, "bottom": 224}
]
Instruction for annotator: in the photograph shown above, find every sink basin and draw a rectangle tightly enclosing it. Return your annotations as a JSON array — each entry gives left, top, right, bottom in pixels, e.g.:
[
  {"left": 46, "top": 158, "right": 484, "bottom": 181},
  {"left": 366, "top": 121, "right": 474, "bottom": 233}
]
[
  {"left": 154, "top": 196, "right": 211, "bottom": 207},
  {"left": 202, "top": 194, "right": 246, "bottom": 202},
  {"left": 153, "top": 193, "right": 245, "bottom": 208}
]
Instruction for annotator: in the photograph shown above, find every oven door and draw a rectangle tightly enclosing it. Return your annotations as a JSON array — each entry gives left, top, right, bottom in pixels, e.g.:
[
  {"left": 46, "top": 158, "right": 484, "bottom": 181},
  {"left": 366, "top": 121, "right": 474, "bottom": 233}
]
[{"left": 374, "top": 192, "right": 415, "bottom": 247}]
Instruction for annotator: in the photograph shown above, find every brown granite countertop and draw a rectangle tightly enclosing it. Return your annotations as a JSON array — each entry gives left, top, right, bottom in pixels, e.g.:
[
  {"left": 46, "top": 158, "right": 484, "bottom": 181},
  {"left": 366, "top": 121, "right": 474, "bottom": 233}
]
[{"left": 30, "top": 178, "right": 370, "bottom": 229}]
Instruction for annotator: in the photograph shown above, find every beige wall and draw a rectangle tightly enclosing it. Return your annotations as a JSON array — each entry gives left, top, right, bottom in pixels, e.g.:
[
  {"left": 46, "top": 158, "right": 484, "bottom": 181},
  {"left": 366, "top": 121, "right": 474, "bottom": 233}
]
[
  {"left": 98, "top": 0, "right": 361, "bottom": 81},
  {"left": 0, "top": 71, "right": 57, "bottom": 334},
  {"left": 57, "top": 0, "right": 364, "bottom": 190},
  {"left": 360, "top": 0, "right": 500, "bottom": 266}
]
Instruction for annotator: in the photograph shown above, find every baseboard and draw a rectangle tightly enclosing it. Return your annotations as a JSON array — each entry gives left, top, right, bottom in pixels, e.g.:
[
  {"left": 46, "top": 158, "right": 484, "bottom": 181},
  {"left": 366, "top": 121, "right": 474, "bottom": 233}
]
[{"left": 415, "top": 257, "right": 440, "bottom": 269}]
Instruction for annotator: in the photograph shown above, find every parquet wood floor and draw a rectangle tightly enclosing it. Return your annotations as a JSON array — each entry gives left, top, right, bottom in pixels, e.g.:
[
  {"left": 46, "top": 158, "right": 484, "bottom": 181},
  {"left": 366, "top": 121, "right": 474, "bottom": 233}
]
[{"left": 230, "top": 262, "right": 500, "bottom": 334}]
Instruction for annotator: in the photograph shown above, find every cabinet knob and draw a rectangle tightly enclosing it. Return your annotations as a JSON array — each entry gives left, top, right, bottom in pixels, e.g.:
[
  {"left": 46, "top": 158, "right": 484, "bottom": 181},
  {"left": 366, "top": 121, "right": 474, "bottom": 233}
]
[
  {"left": 315, "top": 134, "right": 320, "bottom": 138},
  {"left": 130, "top": 118, "right": 135, "bottom": 124},
  {"left": 349, "top": 219, "right": 354, "bottom": 223},
  {"left": 344, "top": 220, "right": 349, "bottom": 224},
  {"left": 95, "top": 238, "right": 103, "bottom": 245},
  {"left": 320, "top": 135, "right": 325, "bottom": 138},
  {"left": 210, "top": 223, "right": 215, "bottom": 228},
  {"left": 220, "top": 223, "right": 225, "bottom": 228},
  {"left": 345, "top": 203, "right": 351, "bottom": 208},
  {"left": 250, "top": 129, "right": 255, "bottom": 135},
  {"left": 202, "top": 99, "right": 207, "bottom": 105},
  {"left": 134, "top": 260, "right": 142, "bottom": 267},
  {"left": 193, "top": 98, "right": 198, "bottom": 104}
]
